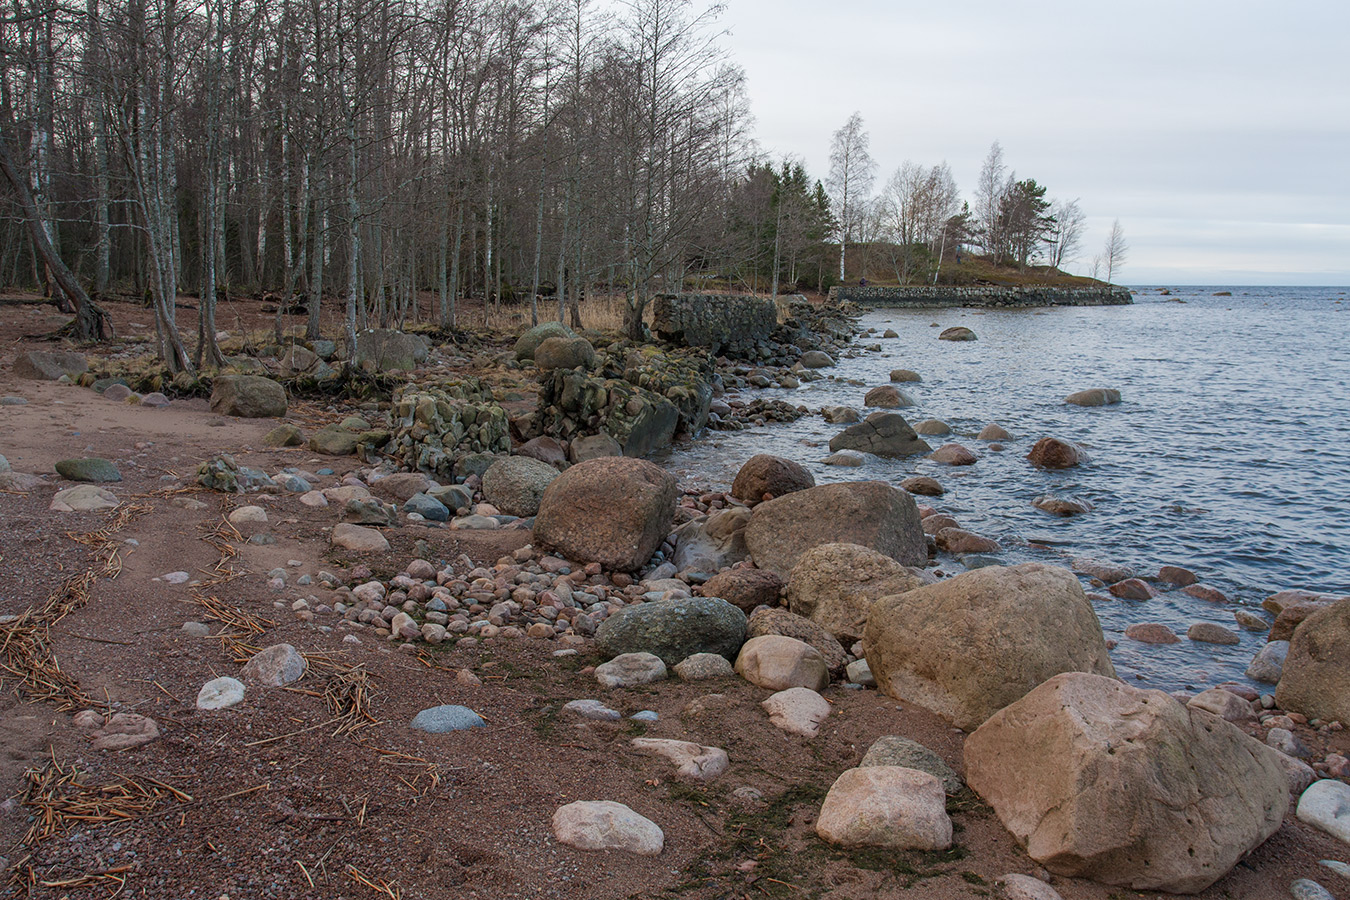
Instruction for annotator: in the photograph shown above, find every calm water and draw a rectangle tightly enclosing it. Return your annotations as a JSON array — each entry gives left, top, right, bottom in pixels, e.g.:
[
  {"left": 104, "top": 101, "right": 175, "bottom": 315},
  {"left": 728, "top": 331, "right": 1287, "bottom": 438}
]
[{"left": 659, "top": 285, "right": 1350, "bottom": 691}]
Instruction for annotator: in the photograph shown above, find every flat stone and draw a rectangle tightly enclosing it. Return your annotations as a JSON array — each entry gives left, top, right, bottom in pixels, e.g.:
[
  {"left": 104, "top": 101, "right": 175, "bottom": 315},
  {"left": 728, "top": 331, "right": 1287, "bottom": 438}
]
[
  {"left": 564, "top": 699, "right": 622, "bottom": 721},
  {"left": 631, "top": 738, "right": 728, "bottom": 780},
  {"left": 50, "top": 485, "right": 119, "bottom": 511},
  {"left": 410, "top": 705, "right": 485, "bottom": 733},
  {"left": 90, "top": 713, "right": 160, "bottom": 751},
  {"left": 197, "top": 677, "right": 246, "bottom": 710},
  {"left": 241, "top": 643, "right": 307, "bottom": 686},
  {"left": 331, "top": 523, "right": 390, "bottom": 553},
  {"left": 595, "top": 652, "right": 668, "bottom": 689},
  {"left": 552, "top": 800, "right": 663, "bottom": 855},
  {"left": 1187, "top": 623, "right": 1240, "bottom": 645},
  {"left": 1124, "top": 623, "right": 1180, "bottom": 644},
  {"left": 761, "top": 687, "right": 830, "bottom": 737}
]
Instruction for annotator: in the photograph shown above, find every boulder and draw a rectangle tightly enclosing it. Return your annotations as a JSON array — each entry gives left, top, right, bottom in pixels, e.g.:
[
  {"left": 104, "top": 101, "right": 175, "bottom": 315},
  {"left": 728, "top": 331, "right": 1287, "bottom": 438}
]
[
  {"left": 403, "top": 493, "right": 450, "bottom": 522},
  {"left": 900, "top": 476, "right": 944, "bottom": 496},
  {"left": 761, "top": 687, "right": 830, "bottom": 737},
  {"left": 815, "top": 766, "right": 951, "bottom": 851},
  {"left": 785, "top": 542, "right": 924, "bottom": 645},
  {"left": 865, "top": 563, "right": 1116, "bottom": 730},
  {"left": 308, "top": 425, "right": 359, "bottom": 456},
  {"left": 1027, "top": 437, "right": 1085, "bottom": 469},
  {"left": 744, "top": 481, "right": 926, "bottom": 577},
  {"left": 1297, "top": 780, "right": 1350, "bottom": 846},
  {"left": 50, "top": 485, "right": 119, "bottom": 511},
  {"left": 514, "top": 321, "right": 574, "bottom": 361},
  {"left": 517, "top": 436, "right": 569, "bottom": 468},
  {"left": 935, "top": 527, "right": 1000, "bottom": 554},
  {"left": 263, "top": 424, "right": 305, "bottom": 447},
  {"left": 552, "top": 801, "right": 663, "bottom": 855},
  {"left": 594, "top": 652, "right": 668, "bottom": 689},
  {"left": 699, "top": 568, "right": 782, "bottom": 613},
  {"left": 533, "top": 335, "right": 596, "bottom": 371},
  {"left": 978, "top": 423, "right": 1012, "bottom": 441},
  {"left": 745, "top": 608, "right": 848, "bottom": 675},
  {"left": 1275, "top": 598, "right": 1350, "bottom": 725},
  {"left": 278, "top": 345, "right": 319, "bottom": 375},
  {"left": 241, "top": 644, "right": 307, "bottom": 686},
  {"left": 370, "top": 472, "right": 433, "bottom": 503},
  {"left": 673, "top": 653, "right": 734, "bottom": 681},
  {"left": 929, "top": 443, "right": 976, "bottom": 465},
  {"left": 821, "top": 405, "right": 860, "bottom": 424},
  {"left": 533, "top": 457, "right": 677, "bottom": 571},
  {"left": 55, "top": 458, "right": 121, "bottom": 483},
  {"left": 1065, "top": 388, "right": 1121, "bottom": 407},
  {"left": 331, "top": 523, "right": 390, "bottom": 553},
  {"left": 671, "top": 507, "right": 751, "bottom": 573},
  {"left": 828, "top": 412, "right": 932, "bottom": 459},
  {"left": 481, "top": 456, "right": 558, "bottom": 517},
  {"left": 210, "top": 375, "right": 287, "bottom": 418},
  {"left": 938, "top": 326, "right": 976, "bottom": 341},
  {"left": 964, "top": 672, "right": 1290, "bottom": 894},
  {"left": 913, "top": 419, "right": 950, "bottom": 436},
  {"left": 595, "top": 596, "right": 747, "bottom": 665},
  {"left": 863, "top": 385, "right": 914, "bottom": 408},
  {"left": 1186, "top": 623, "right": 1240, "bottom": 645},
  {"left": 354, "top": 329, "right": 428, "bottom": 372},
  {"left": 13, "top": 349, "right": 87, "bottom": 380},
  {"left": 1033, "top": 495, "right": 1093, "bottom": 516},
  {"left": 569, "top": 432, "right": 623, "bottom": 462},
  {"left": 860, "top": 736, "right": 963, "bottom": 795},
  {"left": 729, "top": 454, "right": 815, "bottom": 505},
  {"left": 1187, "top": 688, "right": 1255, "bottom": 723},
  {"left": 889, "top": 369, "right": 921, "bottom": 382},
  {"left": 1270, "top": 599, "right": 1335, "bottom": 642},
  {"left": 1111, "top": 579, "right": 1162, "bottom": 601},
  {"left": 734, "top": 635, "right": 829, "bottom": 691},
  {"left": 1246, "top": 640, "right": 1289, "bottom": 683},
  {"left": 800, "top": 350, "right": 835, "bottom": 368}
]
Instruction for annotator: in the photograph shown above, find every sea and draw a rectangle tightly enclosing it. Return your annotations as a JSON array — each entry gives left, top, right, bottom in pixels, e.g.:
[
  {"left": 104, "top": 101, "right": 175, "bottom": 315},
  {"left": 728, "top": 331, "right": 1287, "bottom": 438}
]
[{"left": 657, "top": 285, "right": 1350, "bottom": 692}]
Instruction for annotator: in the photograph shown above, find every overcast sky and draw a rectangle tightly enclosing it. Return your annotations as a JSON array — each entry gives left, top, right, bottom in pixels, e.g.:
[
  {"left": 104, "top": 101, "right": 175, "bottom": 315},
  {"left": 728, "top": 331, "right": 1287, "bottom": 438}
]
[{"left": 715, "top": 0, "right": 1350, "bottom": 285}]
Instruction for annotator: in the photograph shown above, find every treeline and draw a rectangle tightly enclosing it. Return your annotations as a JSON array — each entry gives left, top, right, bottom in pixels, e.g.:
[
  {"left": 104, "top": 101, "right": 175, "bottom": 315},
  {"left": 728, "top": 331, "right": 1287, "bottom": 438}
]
[
  {"left": 1, "top": 0, "right": 1122, "bottom": 374},
  {"left": 1, "top": 0, "right": 797, "bottom": 371}
]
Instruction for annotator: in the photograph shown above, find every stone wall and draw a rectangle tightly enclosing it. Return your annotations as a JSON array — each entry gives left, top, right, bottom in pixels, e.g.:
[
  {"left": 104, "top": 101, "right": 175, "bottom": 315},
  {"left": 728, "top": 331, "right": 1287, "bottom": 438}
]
[
  {"left": 827, "top": 285, "right": 1133, "bottom": 308},
  {"left": 652, "top": 293, "right": 778, "bottom": 354}
]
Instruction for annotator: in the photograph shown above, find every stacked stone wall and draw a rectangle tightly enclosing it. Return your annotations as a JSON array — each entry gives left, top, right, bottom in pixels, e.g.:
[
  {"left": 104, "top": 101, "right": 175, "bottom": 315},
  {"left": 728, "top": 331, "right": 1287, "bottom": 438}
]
[
  {"left": 828, "top": 285, "right": 1132, "bottom": 308},
  {"left": 652, "top": 293, "right": 778, "bottom": 354}
]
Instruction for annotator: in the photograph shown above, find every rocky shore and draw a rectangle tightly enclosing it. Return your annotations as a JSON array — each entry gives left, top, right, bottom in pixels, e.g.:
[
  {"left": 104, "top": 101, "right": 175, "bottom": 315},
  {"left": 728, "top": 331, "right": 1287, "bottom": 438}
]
[{"left": 0, "top": 295, "right": 1346, "bottom": 899}]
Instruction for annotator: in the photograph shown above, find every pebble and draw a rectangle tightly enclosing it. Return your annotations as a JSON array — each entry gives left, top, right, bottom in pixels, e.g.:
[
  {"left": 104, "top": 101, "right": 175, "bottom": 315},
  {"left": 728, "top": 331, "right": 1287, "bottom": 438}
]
[
  {"left": 595, "top": 652, "right": 668, "bottom": 689},
  {"left": 1320, "top": 860, "right": 1350, "bottom": 880},
  {"left": 630, "top": 710, "right": 659, "bottom": 722},
  {"left": 673, "top": 653, "right": 734, "bottom": 681},
  {"left": 159, "top": 571, "right": 190, "bottom": 585},
  {"left": 410, "top": 705, "right": 485, "bottom": 733},
  {"left": 181, "top": 621, "right": 211, "bottom": 637},
  {"left": 552, "top": 801, "right": 663, "bottom": 855},
  {"left": 241, "top": 643, "right": 307, "bottom": 686}
]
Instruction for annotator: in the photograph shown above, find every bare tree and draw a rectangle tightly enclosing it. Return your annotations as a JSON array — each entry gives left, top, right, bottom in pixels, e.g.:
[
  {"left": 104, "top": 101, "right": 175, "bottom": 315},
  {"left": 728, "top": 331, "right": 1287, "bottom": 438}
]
[
  {"left": 1047, "top": 198, "right": 1085, "bottom": 270},
  {"left": 973, "top": 140, "right": 1008, "bottom": 263},
  {"left": 1103, "top": 218, "right": 1128, "bottom": 283},
  {"left": 826, "top": 111, "right": 875, "bottom": 282}
]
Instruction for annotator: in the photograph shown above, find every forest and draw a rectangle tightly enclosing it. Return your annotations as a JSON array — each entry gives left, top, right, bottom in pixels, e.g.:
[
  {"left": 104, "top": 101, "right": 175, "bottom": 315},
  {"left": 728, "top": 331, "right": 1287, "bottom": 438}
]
[{"left": 0, "top": 0, "right": 1109, "bottom": 373}]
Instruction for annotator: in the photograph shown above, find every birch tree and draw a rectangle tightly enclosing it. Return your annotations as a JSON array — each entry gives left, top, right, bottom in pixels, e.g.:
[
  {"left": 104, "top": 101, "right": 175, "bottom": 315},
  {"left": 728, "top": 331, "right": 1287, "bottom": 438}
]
[{"left": 826, "top": 111, "right": 875, "bottom": 282}]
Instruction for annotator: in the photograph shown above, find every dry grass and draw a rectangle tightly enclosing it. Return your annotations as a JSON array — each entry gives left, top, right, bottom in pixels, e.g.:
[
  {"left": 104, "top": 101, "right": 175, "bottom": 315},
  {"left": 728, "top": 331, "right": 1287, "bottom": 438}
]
[
  {"left": 9, "top": 753, "right": 191, "bottom": 891},
  {"left": 0, "top": 502, "right": 150, "bottom": 711},
  {"left": 324, "top": 665, "right": 378, "bottom": 738}
]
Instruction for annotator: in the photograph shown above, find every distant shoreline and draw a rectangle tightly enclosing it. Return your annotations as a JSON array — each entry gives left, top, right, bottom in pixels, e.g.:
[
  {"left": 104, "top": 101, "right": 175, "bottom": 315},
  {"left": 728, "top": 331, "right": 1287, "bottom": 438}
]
[{"left": 829, "top": 284, "right": 1132, "bottom": 308}]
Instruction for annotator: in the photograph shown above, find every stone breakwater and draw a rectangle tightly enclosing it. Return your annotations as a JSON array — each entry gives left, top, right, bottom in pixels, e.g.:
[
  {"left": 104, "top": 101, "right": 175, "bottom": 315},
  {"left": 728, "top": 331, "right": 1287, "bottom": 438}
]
[{"left": 828, "top": 284, "right": 1133, "bottom": 308}]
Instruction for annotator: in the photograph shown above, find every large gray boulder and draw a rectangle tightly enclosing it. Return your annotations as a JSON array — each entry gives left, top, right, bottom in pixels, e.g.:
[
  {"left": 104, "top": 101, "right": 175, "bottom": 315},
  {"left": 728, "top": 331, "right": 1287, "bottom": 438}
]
[
  {"left": 481, "top": 456, "right": 559, "bottom": 517},
  {"left": 1275, "top": 598, "right": 1350, "bottom": 725},
  {"left": 864, "top": 563, "right": 1116, "bottom": 730},
  {"left": 785, "top": 542, "right": 926, "bottom": 645},
  {"left": 965, "top": 672, "right": 1289, "bottom": 894},
  {"left": 744, "top": 481, "right": 926, "bottom": 578},
  {"left": 595, "top": 596, "right": 747, "bottom": 665},
  {"left": 13, "top": 350, "right": 87, "bottom": 380},
  {"left": 210, "top": 375, "right": 287, "bottom": 418},
  {"left": 533, "top": 457, "right": 677, "bottom": 571},
  {"left": 828, "top": 412, "right": 932, "bottom": 459},
  {"left": 354, "top": 329, "right": 429, "bottom": 372}
]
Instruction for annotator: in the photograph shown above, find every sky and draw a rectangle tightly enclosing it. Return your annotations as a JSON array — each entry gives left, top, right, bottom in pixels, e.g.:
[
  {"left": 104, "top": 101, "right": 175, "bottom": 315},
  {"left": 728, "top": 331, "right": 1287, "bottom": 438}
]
[{"left": 714, "top": 0, "right": 1350, "bottom": 285}]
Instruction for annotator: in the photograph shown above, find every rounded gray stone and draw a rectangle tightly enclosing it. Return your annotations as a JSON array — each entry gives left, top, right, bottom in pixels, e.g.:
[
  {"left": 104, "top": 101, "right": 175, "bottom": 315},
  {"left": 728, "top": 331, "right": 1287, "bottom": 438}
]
[
  {"left": 411, "top": 705, "right": 485, "bottom": 733},
  {"left": 595, "top": 596, "right": 747, "bottom": 666}
]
